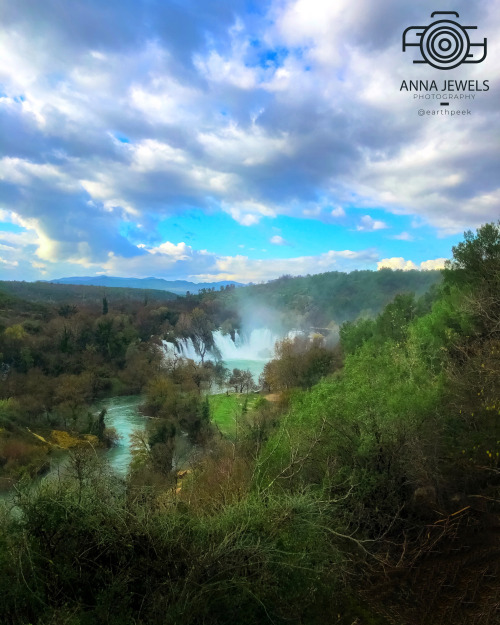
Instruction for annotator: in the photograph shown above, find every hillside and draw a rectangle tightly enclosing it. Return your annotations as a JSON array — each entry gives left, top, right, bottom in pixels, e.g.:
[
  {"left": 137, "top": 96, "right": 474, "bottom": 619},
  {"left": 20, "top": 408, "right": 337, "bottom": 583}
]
[
  {"left": 0, "top": 280, "right": 178, "bottom": 305},
  {"left": 215, "top": 268, "right": 443, "bottom": 328}
]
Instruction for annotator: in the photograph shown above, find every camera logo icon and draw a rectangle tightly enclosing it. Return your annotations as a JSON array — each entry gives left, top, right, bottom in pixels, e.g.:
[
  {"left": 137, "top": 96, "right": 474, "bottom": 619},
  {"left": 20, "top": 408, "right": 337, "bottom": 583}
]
[{"left": 403, "top": 12, "right": 487, "bottom": 70}]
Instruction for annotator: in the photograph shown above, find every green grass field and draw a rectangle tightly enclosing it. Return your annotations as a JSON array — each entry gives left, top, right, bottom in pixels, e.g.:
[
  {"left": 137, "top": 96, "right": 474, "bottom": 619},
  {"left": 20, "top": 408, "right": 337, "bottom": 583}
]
[{"left": 208, "top": 393, "right": 260, "bottom": 437}]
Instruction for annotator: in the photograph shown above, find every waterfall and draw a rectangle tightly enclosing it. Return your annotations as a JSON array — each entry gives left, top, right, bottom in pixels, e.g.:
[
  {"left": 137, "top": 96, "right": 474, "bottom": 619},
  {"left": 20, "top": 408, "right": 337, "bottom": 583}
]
[
  {"left": 162, "top": 328, "right": 281, "bottom": 364},
  {"left": 162, "top": 327, "right": 306, "bottom": 388},
  {"left": 214, "top": 328, "right": 278, "bottom": 360},
  {"left": 163, "top": 337, "right": 199, "bottom": 360}
]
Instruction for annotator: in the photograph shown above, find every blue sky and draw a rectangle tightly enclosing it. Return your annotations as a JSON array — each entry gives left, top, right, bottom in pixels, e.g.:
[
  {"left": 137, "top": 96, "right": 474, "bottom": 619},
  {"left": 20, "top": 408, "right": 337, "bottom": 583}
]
[{"left": 0, "top": 0, "right": 498, "bottom": 283}]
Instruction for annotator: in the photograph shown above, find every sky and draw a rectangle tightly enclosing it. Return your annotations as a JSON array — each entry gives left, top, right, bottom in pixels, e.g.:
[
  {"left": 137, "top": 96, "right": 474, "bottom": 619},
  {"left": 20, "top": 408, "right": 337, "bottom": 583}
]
[{"left": 0, "top": 0, "right": 499, "bottom": 284}]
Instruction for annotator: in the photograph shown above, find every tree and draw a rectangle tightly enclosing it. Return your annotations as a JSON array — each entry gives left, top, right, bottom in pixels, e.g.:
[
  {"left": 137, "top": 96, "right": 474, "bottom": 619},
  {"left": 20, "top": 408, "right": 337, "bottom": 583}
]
[
  {"left": 240, "top": 370, "right": 255, "bottom": 393},
  {"left": 444, "top": 221, "right": 500, "bottom": 290},
  {"left": 144, "top": 377, "right": 178, "bottom": 418},
  {"left": 444, "top": 222, "right": 500, "bottom": 340},
  {"left": 262, "top": 335, "right": 340, "bottom": 391},
  {"left": 375, "top": 293, "right": 417, "bottom": 344},
  {"left": 212, "top": 360, "right": 229, "bottom": 389},
  {"left": 54, "top": 374, "right": 92, "bottom": 427},
  {"left": 228, "top": 368, "right": 244, "bottom": 393},
  {"left": 149, "top": 421, "right": 176, "bottom": 474},
  {"left": 102, "top": 296, "right": 108, "bottom": 316},
  {"left": 96, "top": 408, "right": 106, "bottom": 442},
  {"left": 4, "top": 324, "right": 26, "bottom": 341},
  {"left": 339, "top": 318, "right": 375, "bottom": 354},
  {"left": 58, "top": 304, "right": 78, "bottom": 318},
  {"left": 192, "top": 308, "right": 218, "bottom": 363},
  {"left": 200, "top": 395, "right": 210, "bottom": 425},
  {"left": 94, "top": 318, "right": 113, "bottom": 356},
  {"left": 228, "top": 368, "right": 255, "bottom": 393}
]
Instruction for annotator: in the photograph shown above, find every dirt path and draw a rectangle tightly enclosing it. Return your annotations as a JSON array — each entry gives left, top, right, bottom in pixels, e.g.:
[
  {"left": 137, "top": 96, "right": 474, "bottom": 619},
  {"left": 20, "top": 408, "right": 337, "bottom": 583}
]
[{"left": 264, "top": 393, "right": 282, "bottom": 402}]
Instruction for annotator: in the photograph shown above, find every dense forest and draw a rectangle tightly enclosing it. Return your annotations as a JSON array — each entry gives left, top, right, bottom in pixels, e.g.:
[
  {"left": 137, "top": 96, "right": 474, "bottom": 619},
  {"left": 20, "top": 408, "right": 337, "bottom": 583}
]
[
  {"left": 217, "top": 268, "right": 442, "bottom": 329},
  {"left": 0, "top": 223, "right": 499, "bottom": 624},
  {"left": 0, "top": 280, "right": 178, "bottom": 304},
  {"left": 0, "top": 282, "right": 236, "bottom": 485}
]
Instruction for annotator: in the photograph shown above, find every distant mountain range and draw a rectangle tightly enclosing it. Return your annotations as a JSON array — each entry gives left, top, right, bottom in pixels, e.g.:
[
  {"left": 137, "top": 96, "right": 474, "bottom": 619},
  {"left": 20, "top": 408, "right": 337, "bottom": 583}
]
[{"left": 46, "top": 276, "right": 243, "bottom": 295}]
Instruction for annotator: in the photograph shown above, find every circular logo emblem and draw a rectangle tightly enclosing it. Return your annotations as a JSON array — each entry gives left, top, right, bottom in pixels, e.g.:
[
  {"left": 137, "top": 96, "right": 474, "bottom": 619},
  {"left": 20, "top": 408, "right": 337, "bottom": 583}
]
[{"left": 420, "top": 20, "right": 470, "bottom": 69}]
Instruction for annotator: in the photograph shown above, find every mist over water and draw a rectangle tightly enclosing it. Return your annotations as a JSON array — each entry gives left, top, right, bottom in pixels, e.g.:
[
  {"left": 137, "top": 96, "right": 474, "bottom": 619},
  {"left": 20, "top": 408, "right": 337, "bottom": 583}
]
[
  {"left": 163, "top": 297, "right": 310, "bottom": 384},
  {"left": 162, "top": 328, "right": 282, "bottom": 381},
  {"left": 215, "top": 329, "right": 279, "bottom": 380},
  {"left": 215, "top": 328, "right": 277, "bottom": 360}
]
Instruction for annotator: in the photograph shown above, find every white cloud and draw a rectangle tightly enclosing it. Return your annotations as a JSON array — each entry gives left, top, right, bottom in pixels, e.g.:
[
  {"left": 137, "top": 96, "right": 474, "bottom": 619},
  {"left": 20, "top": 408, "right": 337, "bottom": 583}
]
[
  {"left": 302, "top": 206, "right": 321, "bottom": 217},
  {"left": 0, "top": 157, "right": 77, "bottom": 192},
  {"left": 86, "top": 241, "right": 379, "bottom": 284},
  {"left": 131, "top": 140, "right": 187, "bottom": 171},
  {"left": 377, "top": 257, "right": 417, "bottom": 271},
  {"left": 357, "top": 127, "right": 500, "bottom": 234},
  {"left": 272, "top": 0, "right": 363, "bottom": 66},
  {"left": 129, "top": 73, "right": 200, "bottom": 126},
  {"left": 0, "top": 229, "right": 38, "bottom": 247},
  {"left": 223, "top": 200, "right": 276, "bottom": 226},
  {"left": 377, "top": 257, "right": 447, "bottom": 271},
  {"left": 420, "top": 258, "right": 447, "bottom": 271},
  {"left": 195, "top": 248, "right": 378, "bottom": 282},
  {"left": 357, "top": 215, "right": 388, "bottom": 231},
  {"left": 391, "top": 231, "right": 414, "bottom": 241},
  {"left": 198, "top": 123, "right": 293, "bottom": 167},
  {"left": 331, "top": 206, "right": 346, "bottom": 218},
  {"left": 195, "top": 49, "right": 258, "bottom": 90},
  {"left": 0, "top": 256, "right": 19, "bottom": 267},
  {"left": 270, "top": 235, "right": 289, "bottom": 246},
  {"left": 149, "top": 241, "right": 191, "bottom": 259}
]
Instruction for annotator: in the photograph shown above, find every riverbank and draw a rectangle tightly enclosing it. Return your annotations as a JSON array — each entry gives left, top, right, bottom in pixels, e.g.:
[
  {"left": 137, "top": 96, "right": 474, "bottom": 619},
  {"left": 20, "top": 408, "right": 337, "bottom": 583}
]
[
  {"left": 1, "top": 391, "right": 265, "bottom": 497},
  {"left": 0, "top": 395, "right": 148, "bottom": 496}
]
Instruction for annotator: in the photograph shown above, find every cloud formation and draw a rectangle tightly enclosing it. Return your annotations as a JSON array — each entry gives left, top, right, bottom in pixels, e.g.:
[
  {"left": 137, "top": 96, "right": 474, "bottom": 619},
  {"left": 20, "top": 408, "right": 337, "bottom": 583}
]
[
  {"left": 378, "top": 257, "right": 447, "bottom": 271},
  {"left": 0, "top": 0, "right": 498, "bottom": 281},
  {"left": 103, "top": 243, "right": 380, "bottom": 283},
  {"left": 270, "top": 235, "right": 290, "bottom": 246},
  {"left": 357, "top": 215, "right": 389, "bottom": 232}
]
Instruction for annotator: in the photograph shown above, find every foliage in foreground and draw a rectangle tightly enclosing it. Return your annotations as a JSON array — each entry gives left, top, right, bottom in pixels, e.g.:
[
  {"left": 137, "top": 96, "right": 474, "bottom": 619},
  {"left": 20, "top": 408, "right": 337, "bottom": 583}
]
[{"left": 0, "top": 453, "right": 341, "bottom": 625}]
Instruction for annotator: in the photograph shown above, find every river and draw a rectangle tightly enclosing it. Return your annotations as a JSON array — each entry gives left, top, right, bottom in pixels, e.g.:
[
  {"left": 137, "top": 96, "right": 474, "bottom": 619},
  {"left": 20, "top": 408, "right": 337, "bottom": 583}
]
[
  {"left": 96, "top": 395, "right": 146, "bottom": 475},
  {"left": 0, "top": 395, "right": 147, "bottom": 505}
]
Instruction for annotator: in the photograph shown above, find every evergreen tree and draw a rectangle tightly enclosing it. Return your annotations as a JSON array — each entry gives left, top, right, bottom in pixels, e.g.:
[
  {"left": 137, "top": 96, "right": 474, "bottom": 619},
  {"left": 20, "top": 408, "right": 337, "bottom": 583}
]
[{"left": 96, "top": 408, "right": 106, "bottom": 442}]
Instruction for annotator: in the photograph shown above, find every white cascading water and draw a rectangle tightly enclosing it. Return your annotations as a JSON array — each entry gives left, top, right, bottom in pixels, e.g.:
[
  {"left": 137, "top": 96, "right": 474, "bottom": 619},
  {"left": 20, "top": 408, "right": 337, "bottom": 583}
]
[
  {"left": 214, "top": 328, "right": 277, "bottom": 360},
  {"left": 162, "top": 328, "right": 280, "bottom": 363},
  {"left": 162, "top": 328, "right": 306, "bottom": 386},
  {"left": 163, "top": 337, "right": 198, "bottom": 360}
]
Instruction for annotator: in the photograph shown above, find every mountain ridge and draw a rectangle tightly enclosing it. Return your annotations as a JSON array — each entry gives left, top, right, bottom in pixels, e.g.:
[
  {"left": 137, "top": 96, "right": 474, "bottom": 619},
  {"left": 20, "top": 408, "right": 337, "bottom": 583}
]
[{"left": 46, "top": 276, "right": 243, "bottom": 295}]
